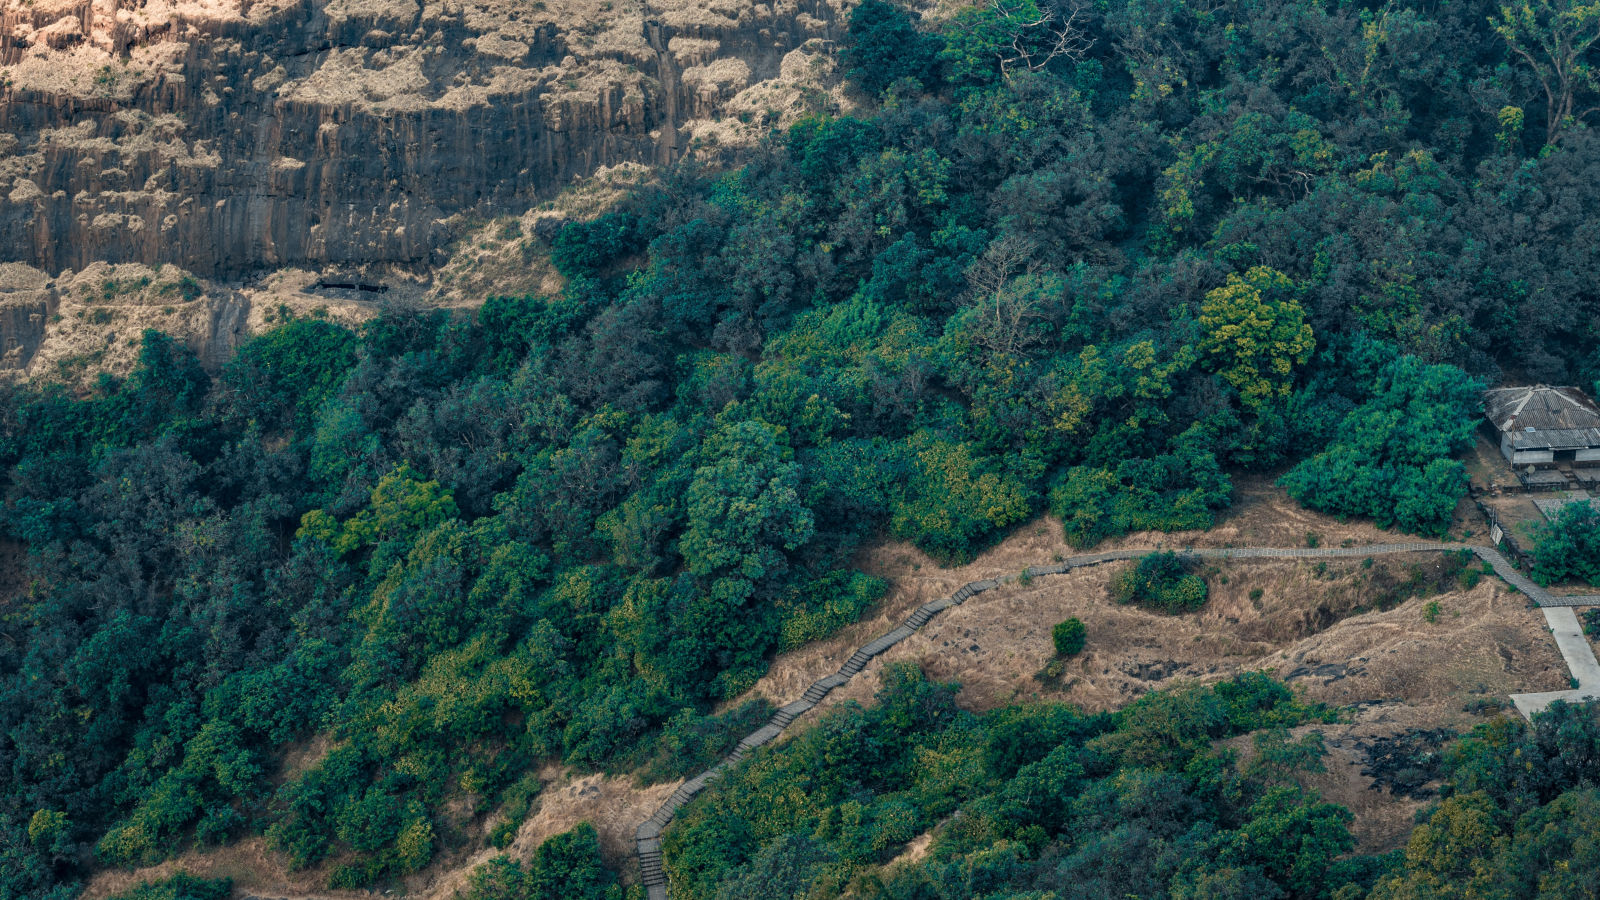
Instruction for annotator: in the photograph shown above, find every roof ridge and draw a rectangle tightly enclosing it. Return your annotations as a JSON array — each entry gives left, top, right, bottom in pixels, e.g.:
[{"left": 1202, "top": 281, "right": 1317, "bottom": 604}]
[{"left": 1509, "top": 387, "right": 1536, "bottom": 421}]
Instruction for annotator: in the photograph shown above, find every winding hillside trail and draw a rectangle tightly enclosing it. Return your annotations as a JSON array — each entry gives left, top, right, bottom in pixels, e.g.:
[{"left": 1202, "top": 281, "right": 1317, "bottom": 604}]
[{"left": 634, "top": 542, "right": 1600, "bottom": 900}]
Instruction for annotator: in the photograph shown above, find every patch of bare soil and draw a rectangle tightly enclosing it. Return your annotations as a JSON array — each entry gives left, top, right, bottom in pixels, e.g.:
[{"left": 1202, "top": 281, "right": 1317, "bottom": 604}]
[
  {"left": 81, "top": 765, "right": 677, "bottom": 900},
  {"left": 415, "top": 765, "right": 679, "bottom": 900},
  {"left": 770, "top": 564, "right": 1561, "bottom": 850},
  {"left": 506, "top": 766, "right": 677, "bottom": 872},
  {"left": 741, "top": 481, "right": 1496, "bottom": 712},
  {"left": 1463, "top": 432, "right": 1521, "bottom": 494},
  {"left": 1224, "top": 711, "right": 1457, "bottom": 852},
  {"left": 81, "top": 839, "right": 371, "bottom": 900},
  {"left": 777, "top": 555, "right": 1562, "bottom": 718},
  {"left": 1478, "top": 491, "right": 1546, "bottom": 544}
]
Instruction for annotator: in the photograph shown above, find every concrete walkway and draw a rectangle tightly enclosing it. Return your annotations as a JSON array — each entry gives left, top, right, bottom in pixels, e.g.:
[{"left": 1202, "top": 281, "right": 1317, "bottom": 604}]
[
  {"left": 634, "top": 541, "right": 1599, "bottom": 899},
  {"left": 1509, "top": 607, "right": 1600, "bottom": 717}
]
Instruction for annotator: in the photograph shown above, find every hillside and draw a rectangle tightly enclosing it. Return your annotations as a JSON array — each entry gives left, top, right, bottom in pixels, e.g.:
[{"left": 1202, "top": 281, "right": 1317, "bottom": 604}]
[
  {"left": 6, "top": 1, "right": 1600, "bottom": 900},
  {"left": 1, "top": 0, "right": 853, "bottom": 383}
]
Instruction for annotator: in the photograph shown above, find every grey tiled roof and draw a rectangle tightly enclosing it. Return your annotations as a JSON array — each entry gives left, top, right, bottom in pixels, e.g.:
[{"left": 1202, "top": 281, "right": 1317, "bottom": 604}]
[{"left": 1485, "top": 385, "right": 1600, "bottom": 449}]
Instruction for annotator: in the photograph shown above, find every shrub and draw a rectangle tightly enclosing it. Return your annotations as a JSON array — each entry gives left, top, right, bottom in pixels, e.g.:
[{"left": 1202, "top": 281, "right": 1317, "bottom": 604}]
[
  {"left": 461, "top": 823, "right": 621, "bottom": 900},
  {"left": 1529, "top": 500, "right": 1600, "bottom": 586},
  {"left": 1110, "top": 553, "right": 1209, "bottom": 614},
  {"left": 548, "top": 211, "right": 642, "bottom": 279},
  {"left": 1052, "top": 618, "right": 1086, "bottom": 657},
  {"left": 1583, "top": 609, "right": 1600, "bottom": 638},
  {"left": 1050, "top": 445, "right": 1232, "bottom": 548}
]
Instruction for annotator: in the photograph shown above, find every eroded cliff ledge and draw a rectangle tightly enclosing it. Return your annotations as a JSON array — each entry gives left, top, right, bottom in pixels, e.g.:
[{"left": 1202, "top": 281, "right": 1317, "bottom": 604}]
[{"left": 0, "top": 0, "right": 847, "bottom": 277}]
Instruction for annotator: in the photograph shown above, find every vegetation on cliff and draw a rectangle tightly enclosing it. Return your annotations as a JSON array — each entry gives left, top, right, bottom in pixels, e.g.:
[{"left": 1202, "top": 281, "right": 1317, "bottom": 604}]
[{"left": 4, "top": 0, "right": 1600, "bottom": 896}]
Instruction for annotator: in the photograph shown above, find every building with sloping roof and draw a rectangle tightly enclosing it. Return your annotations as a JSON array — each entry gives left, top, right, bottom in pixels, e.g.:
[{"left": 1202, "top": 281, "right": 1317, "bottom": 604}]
[{"left": 1484, "top": 385, "right": 1600, "bottom": 466}]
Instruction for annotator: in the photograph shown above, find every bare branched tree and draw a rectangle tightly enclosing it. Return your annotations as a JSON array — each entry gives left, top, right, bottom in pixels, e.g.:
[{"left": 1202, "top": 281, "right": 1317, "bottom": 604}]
[
  {"left": 963, "top": 235, "right": 1051, "bottom": 358},
  {"left": 996, "top": 0, "right": 1095, "bottom": 74}
]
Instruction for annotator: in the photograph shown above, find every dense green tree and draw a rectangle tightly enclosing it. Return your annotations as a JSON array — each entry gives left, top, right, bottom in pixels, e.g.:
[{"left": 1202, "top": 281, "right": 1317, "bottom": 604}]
[
  {"left": 1530, "top": 498, "right": 1600, "bottom": 586},
  {"left": 666, "top": 669, "right": 1342, "bottom": 899},
  {"left": 889, "top": 432, "right": 1035, "bottom": 562},
  {"left": 215, "top": 317, "right": 358, "bottom": 433},
  {"left": 1197, "top": 267, "right": 1316, "bottom": 408},
  {"left": 1281, "top": 357, "right": 1482, "bottom": 534},
  {"left": 842, "top": 0, "right": 941, "bottom": 96},
  {"left": 1494, "top": 0, "right": 1600, "bottom": 144},
  {"left": 680, "top": 421, "right": 815, "bottom": 605}
]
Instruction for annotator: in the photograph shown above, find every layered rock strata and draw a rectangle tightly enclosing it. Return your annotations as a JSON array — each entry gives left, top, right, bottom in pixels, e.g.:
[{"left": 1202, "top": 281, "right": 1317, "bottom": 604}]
[{"left": 0, "top": 0, "right": 845, "bottom": 276}]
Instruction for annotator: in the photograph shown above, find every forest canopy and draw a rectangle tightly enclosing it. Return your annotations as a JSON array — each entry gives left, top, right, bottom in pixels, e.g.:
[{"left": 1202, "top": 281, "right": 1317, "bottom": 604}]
[{"left": 5, "top": 0, "right": 1600, "bottom": 897}]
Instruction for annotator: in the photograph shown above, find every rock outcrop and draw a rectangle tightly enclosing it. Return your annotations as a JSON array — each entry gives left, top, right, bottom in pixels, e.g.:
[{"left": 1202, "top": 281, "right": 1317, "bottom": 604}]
[
  {"left": 0, "top": 262, "right": 56, "bottom": 370},
  {"left": 0, "top": 0, "right": 848, "bottom": 277},
  {"left": 0, "top": 261, "right": 275, "bottom": 378}
]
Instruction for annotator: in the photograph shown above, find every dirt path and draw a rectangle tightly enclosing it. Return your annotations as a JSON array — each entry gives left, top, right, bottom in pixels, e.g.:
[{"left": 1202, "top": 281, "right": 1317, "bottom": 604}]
[{"left": 635, "top": 541, "right": 1600, "bottom": 900}]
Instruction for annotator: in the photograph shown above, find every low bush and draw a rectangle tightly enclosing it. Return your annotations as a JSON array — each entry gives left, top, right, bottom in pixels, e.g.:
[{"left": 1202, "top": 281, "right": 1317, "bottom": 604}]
[
  {"left": 1052, "top": 618, "right": 1086, "bottom": 657},
  {"left": 1109, "top": 552, "right": 1208, "bottom": 614}
]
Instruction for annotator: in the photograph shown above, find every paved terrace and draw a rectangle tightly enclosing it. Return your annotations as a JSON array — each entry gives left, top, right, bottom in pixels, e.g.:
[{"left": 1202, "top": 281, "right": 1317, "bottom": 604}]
[{"left": 635, "top": 542, "right": 1600, "bottom": 900}]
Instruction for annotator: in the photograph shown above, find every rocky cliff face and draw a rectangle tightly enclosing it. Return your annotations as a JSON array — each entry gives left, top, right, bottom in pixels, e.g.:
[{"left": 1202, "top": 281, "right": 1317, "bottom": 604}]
[
  {"left": 0, "top": 263, "right": 56, "bottom": 371},
  {"left": 0, "top": 0, "right": 847, "bottom": 278}
]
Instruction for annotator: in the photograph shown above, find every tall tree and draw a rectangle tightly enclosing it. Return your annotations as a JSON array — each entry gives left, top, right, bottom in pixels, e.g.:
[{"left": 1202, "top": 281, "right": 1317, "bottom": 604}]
[{"left": 1494, "top": 0, "right": 1600, "bottom": 143}]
